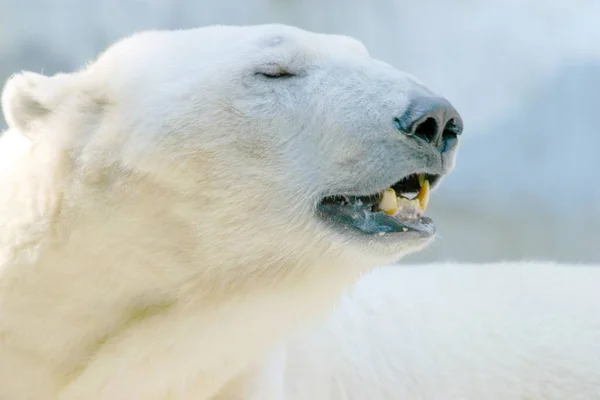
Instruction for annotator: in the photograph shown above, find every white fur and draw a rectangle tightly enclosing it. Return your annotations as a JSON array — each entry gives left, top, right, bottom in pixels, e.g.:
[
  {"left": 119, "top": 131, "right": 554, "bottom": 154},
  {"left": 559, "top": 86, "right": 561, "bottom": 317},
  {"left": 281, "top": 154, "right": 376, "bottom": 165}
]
[
  {"left": 278, "top": 262, "right": 600, "bottom": 400},
  {"left": 0, "top": 24, "right": 598, "bottom": 400}
]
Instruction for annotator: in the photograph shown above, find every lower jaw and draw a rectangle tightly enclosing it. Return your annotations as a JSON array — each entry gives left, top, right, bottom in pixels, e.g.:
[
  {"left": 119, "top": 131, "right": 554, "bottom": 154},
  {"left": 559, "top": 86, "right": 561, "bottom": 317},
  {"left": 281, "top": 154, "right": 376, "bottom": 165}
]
[{"left": 316, "top": 203, "right": 435, "bottom": 237}]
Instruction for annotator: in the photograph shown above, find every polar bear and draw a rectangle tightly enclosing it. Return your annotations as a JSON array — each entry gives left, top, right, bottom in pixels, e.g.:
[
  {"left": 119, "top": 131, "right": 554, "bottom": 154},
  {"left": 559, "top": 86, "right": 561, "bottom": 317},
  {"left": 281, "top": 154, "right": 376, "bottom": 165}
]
[{"left": 0, "top": 24, "right": 598, "bottom": 400}]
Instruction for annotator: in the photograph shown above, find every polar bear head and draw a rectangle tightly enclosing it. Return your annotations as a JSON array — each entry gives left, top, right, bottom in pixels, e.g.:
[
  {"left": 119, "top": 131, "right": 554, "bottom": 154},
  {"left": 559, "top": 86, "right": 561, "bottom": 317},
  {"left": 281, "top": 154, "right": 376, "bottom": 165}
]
[{"left": 1, "top": 24, "right": 462, "bottom": 289}]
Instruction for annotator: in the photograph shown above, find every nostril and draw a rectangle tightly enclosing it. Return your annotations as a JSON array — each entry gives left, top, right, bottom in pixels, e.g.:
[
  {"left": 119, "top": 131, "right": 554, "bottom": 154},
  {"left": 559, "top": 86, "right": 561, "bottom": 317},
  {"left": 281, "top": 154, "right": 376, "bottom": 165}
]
[
  {"left": 441, "top": 119, "right": 462, "bottom": 152},
  {"left": 442, "top": 118, "right": 463, "bottom": 140},
  {"left": 413, "top": 117, "right": 439, "bottom": 143}
]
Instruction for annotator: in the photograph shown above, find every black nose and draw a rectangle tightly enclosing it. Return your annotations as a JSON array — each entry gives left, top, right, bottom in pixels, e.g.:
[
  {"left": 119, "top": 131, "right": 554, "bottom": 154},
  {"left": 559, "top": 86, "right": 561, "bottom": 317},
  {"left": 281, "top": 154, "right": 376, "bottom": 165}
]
[{"left": 393, "top": 96, "right": 463, "bottom": 153}]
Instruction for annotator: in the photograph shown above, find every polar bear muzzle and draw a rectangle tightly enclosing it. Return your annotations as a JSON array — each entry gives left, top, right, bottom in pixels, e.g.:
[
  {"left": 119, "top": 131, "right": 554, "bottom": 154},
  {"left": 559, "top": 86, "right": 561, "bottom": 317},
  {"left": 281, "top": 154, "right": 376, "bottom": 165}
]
[{"left": 317, "top": 93, "right": 462, "bottom": 240}]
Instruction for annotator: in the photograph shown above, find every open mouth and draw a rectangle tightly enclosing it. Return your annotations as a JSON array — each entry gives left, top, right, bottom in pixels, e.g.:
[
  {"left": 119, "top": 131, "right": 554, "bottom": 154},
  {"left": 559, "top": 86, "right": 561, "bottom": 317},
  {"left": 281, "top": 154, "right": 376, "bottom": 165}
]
[{"left": 317, "top": 173, "right": 440, "bottom": 237}]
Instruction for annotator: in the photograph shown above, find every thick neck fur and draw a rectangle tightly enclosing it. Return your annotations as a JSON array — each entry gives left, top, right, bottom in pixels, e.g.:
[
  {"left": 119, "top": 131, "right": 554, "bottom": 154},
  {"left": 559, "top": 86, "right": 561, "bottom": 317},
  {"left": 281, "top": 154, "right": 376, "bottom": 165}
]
[{"left": 0, "top": 128, "right": 368, "bottom": 398}]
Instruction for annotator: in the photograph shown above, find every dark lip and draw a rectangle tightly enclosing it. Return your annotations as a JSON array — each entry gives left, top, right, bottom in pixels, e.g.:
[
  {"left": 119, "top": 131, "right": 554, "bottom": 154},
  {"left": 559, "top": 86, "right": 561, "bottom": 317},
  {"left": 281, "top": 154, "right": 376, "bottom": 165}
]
[
  {"left": 316, "top": 204, "right": 436, "bottom": 237},
  {"left": 319, "top": 172, "right": 443, "bottom": 199}
]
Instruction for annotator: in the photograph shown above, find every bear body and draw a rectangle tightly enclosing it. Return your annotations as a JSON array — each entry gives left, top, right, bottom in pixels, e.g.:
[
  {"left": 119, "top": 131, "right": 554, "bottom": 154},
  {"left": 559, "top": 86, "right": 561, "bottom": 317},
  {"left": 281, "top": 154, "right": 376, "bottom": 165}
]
[
  {"left": 0, "top": 24, "right": 599, "bottom": 400},
  {"left": 280, "top": 263, "right": 600, "bottom": 400}
]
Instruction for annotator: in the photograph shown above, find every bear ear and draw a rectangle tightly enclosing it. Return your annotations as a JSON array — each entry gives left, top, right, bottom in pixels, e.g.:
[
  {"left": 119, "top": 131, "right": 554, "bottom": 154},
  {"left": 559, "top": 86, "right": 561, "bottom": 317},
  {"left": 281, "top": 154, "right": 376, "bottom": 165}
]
[{"left": 1, "top": 71, "right": 70, "bottom": 139}]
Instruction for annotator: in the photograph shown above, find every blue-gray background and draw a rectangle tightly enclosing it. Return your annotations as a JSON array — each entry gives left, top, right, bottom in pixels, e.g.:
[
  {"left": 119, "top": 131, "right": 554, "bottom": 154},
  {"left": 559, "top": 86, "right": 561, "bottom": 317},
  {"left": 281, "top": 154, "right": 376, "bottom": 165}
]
[{"left": 1, "top": 0, "right": 598, "bottom": 263}]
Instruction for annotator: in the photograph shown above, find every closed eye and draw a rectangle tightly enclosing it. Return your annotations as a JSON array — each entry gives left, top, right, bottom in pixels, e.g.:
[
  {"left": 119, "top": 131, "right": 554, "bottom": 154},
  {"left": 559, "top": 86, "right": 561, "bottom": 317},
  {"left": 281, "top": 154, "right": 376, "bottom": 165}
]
[
  {"left": 256, "top": 64, "right": 295, "bottom": 79},
  {"left": 256, "top": 70, "right": 295, "bottom": 79}
]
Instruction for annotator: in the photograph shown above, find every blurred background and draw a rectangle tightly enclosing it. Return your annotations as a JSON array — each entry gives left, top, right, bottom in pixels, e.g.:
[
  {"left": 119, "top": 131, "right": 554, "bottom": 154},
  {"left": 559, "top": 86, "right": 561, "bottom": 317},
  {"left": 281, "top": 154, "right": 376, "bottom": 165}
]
[{"left": 1, "top": 0, "right": 598, "bottom": 264}]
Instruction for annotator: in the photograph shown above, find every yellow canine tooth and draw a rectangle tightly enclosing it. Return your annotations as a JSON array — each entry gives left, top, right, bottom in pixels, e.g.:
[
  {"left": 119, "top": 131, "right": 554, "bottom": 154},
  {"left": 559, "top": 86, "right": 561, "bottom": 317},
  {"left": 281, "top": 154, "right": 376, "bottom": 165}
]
[
  {"left": 418, "top": 174, "right": 426, "bottom": 187},
  {"left": 414, "top": 179, "right": 430, "bottom": 212},
  {"left": 378, "top": 188, "right": 398, "bottom": 215}
]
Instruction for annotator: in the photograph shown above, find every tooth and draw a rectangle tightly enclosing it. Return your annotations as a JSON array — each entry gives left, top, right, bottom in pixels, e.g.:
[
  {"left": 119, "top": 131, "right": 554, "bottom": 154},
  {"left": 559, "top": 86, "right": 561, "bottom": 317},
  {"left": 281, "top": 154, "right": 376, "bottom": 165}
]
[
  {"left": 378, "top": 188, "right": 398, "bottom": 215},
  {"left": 397, "top": 196, "right": 416, "bottom": 208},
  {"left": 414, "top": 179, "right": 430, "bottom": 212},
  {"left": 418, "top": 174, "right": 426, "bottom": 187}
]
